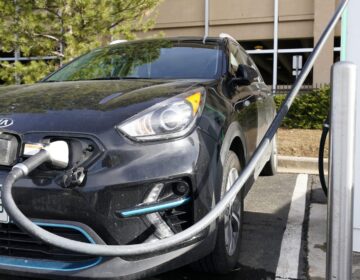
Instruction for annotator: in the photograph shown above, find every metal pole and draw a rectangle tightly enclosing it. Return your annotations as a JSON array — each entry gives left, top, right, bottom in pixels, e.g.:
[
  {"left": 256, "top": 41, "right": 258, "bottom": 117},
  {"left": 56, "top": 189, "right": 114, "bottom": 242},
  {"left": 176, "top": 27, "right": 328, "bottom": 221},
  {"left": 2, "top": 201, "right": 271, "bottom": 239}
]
[
  {"left": 247, "top": 47, "right": 342, "bottom": 54},
  {"left": 272, "top": 0, "right": 279, "bottom": 93},
  {"left": 14, "top": 0, "right": 21, "bottom": 85},
  {"left": 203, "top": 0, "right": 209, "bottom": 42},
  {"left": 340, "top": 7, "right": 348, "bottom": 61},
  {"left": 347, "top": 0, "right": 360, "bottom": 254},
  {"left": 0, "top": 56, "right": 58, "bottom": 62},
  {"left": 326, "top": 61, "right": 357, "bottom": 280},
  {"left": 14, "top": 47, "right": 20, "bottom": 83}
]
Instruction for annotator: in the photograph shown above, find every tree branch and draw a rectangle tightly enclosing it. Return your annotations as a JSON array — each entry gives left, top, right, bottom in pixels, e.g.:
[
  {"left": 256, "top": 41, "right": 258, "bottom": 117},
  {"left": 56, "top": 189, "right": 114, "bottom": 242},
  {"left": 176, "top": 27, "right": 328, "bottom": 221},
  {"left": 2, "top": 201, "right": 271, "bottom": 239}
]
[
  {"left": 51, "top": 51, "right": 65, "bottom": 57},
  {"left": 34, "top": 33, "right": 59, "bottom": 41}
]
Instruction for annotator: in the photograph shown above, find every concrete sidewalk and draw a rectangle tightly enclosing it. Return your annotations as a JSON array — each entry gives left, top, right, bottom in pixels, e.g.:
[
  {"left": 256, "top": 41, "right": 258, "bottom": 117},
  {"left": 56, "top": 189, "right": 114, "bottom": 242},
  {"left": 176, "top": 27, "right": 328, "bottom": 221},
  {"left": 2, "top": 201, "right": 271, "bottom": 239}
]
[{"left": 307, "top": 176, "right": 360, "bottom": 279}]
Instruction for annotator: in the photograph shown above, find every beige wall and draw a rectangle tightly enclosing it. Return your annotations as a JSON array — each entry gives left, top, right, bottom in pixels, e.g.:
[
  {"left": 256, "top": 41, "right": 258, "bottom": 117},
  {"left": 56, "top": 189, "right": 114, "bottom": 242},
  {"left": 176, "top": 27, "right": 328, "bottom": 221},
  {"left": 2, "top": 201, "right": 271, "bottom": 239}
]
[
  {"left": 154, "top": 0, "right": 204, "bottom": 29},
  {"left": 147, "top": 0, "right": 342, "bottom": 39},
  {"left": 142, "top": 0, "right": 341, "bottom": 85},
  {"left": 313, "top": 0, "right": 335, "bottom": 86}
]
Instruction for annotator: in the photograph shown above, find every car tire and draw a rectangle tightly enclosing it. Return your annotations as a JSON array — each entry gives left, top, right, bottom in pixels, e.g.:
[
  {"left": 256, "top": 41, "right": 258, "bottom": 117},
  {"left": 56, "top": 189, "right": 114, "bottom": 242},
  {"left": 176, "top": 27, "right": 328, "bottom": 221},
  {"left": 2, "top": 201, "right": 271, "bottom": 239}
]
[
  {"left": 261, "top": 134, "right": 278, "bottom": 176},
  {"left": 193, "top": 150, "right": 243, "bottom": 274}
]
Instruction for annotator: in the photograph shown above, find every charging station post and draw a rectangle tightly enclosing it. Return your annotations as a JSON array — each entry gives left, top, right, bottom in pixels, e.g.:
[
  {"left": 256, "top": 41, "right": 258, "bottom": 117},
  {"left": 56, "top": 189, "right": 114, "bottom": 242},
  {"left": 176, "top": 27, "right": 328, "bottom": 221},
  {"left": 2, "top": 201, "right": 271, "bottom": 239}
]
[{"left": 326, "top": 61, "right": 357, "bottom": 279}]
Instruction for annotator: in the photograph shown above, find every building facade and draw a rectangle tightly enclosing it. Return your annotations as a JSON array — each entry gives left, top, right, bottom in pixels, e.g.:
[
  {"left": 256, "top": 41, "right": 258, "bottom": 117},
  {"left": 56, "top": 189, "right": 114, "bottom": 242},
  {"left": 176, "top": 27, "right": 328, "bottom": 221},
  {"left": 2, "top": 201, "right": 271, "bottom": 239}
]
[{"left": 144, "top": 0, "right": 341, "bottom": 88}]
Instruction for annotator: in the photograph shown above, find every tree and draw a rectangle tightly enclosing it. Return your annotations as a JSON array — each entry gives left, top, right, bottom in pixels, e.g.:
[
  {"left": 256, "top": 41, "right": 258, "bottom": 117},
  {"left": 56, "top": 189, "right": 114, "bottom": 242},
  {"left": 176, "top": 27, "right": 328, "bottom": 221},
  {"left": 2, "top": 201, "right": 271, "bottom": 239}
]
[{"left": 0, "top": 0, "right": 160, "bottom": 85}]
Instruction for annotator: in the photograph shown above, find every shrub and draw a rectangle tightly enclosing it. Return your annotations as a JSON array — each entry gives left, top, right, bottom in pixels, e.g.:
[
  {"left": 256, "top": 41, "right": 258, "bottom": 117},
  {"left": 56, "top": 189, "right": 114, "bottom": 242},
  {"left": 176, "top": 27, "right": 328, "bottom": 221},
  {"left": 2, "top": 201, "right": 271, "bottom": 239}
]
[{"left": 274, "top": 87, "right": 330, "bottom": 129}]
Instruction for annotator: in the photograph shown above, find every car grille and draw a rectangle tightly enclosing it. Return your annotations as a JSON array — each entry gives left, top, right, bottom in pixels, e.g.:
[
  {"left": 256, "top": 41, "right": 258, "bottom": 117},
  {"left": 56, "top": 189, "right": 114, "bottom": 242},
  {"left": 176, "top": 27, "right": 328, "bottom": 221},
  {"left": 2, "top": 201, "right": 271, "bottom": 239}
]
[
  {"left": 0, "top": 223, "right": 97, "bottom": 263},
  {"left": 164, "top": 202, "right": 193, "bottom": 233}
]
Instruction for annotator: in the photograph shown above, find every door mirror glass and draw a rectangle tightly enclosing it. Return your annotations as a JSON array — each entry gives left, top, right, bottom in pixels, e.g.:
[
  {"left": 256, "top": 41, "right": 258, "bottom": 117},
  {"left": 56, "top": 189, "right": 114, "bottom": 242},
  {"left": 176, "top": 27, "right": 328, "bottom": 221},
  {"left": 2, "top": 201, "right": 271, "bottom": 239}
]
[{"left": 233, "top": 64, "right": 259, "bottom": 86}]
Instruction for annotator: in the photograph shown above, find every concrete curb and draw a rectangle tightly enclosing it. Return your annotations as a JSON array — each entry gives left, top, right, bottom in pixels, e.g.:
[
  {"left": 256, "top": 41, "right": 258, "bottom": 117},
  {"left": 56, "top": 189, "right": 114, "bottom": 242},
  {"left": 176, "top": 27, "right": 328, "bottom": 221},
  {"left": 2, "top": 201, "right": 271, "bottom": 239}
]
[{"left": 278, "top": 155, "right": 328, "bottom": 175}]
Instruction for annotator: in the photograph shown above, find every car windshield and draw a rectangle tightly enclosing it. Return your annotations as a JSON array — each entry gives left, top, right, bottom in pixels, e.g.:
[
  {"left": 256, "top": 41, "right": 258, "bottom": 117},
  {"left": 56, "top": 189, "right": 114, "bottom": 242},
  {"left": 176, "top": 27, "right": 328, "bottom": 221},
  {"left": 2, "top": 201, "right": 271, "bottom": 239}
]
[{"left": 45, "top": 40, "right": 222, "bottom": 82}]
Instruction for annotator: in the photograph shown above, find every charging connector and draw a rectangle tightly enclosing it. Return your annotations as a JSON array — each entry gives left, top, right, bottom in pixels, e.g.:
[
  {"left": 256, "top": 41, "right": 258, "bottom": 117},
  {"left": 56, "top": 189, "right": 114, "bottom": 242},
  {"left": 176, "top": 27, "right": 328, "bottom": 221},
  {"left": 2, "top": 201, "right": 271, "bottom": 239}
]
[
  {"left": 13, "top": 141, "right": 69, "bottom": 176},
  {"left": 44, "top": 141, "right": 69, "bottom": 169}
]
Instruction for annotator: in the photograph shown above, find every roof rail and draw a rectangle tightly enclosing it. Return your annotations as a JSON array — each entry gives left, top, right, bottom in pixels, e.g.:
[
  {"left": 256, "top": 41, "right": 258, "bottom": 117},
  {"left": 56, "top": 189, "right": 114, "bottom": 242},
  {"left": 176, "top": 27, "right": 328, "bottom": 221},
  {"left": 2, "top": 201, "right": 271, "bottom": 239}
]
[
  {"left": 219, "top": 33, "right": 237, "bottom": 42},
  {"left": 109, "top": 40, "right": 127, "bottom": 45}
]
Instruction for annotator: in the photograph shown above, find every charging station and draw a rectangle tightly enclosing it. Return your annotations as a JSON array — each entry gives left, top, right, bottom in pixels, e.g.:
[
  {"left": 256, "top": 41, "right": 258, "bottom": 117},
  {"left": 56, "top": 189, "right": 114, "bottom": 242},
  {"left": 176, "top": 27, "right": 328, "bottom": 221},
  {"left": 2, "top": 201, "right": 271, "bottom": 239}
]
[{"left": 344, "top": 0, "right": 360, "bottom": 252}]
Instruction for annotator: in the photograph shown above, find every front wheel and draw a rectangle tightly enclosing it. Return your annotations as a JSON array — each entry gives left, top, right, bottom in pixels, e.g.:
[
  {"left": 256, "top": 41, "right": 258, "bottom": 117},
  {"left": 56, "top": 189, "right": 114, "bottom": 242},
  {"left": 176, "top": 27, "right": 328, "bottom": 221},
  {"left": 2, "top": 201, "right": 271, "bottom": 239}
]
[{"left": 194, "top": 150, "right": 243, "bottom": 274}]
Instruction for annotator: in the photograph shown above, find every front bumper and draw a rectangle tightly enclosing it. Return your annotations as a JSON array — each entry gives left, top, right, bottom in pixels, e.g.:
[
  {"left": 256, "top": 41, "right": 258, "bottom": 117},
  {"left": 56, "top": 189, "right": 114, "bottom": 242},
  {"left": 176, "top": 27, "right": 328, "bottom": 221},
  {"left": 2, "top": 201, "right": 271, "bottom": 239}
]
[
  {"left": 0, "top": 219, "right": 213, "bottom": 280},
  {"left": 0, "top": 128, "right": 222, "bottom": 279}
]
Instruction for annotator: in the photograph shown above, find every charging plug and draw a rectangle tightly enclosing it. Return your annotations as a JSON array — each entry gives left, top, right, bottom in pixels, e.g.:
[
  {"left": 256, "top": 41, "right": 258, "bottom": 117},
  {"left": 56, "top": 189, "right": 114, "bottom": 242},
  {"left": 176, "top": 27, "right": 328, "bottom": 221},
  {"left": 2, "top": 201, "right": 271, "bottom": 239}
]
[{"left": 44, "top": 141, "right": 69, "bottom": 169}]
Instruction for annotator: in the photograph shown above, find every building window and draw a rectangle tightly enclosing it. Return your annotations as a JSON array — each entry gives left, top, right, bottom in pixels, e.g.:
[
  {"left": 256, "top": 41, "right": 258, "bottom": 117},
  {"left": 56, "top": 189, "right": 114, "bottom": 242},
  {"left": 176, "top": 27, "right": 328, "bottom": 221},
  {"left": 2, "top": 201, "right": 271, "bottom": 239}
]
[{"left": 239, "top": 38, "right": 314, "bottom": 86}]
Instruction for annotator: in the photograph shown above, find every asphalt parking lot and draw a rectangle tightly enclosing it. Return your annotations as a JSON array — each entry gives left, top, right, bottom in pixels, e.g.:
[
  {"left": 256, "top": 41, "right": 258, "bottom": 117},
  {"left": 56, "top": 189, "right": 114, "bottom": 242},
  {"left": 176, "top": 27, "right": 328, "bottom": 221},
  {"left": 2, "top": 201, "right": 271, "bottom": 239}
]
[
  {"left": 0, "top": 173, "right": 310, "bottom": 280},
  {"left": 149, "top": 173, "right": 308, "bottom": 280}
]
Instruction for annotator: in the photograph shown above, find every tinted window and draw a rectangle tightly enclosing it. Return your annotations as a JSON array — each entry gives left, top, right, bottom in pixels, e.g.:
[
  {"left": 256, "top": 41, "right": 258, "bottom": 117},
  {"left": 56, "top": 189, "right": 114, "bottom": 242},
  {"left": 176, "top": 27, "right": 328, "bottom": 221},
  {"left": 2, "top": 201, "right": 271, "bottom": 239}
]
[{"left": 46, "top": 40, "right": 222, "bottom": 81}]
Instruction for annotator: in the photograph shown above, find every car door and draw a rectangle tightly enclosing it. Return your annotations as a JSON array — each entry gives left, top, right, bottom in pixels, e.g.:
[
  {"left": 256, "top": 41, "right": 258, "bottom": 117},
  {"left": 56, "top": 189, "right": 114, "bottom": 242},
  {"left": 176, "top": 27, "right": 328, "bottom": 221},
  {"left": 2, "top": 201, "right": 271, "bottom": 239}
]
[
  {"left": 226, "top": 40, "right": 261, "bottom": 158},
  {"left": 240, "top": 49, "right": 273, "bottom": 142}
]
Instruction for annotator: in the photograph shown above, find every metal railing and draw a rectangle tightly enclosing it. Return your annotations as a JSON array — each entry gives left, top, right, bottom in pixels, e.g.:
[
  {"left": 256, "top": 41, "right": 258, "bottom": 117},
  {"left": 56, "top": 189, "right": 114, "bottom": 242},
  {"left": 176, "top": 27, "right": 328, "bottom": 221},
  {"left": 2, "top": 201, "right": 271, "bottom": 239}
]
[
  {"left": 0, "top": 56, "right": 58, "bottom": 62},
  {"left": 274, "top": 84, "right": 328, "bottom": 95}
]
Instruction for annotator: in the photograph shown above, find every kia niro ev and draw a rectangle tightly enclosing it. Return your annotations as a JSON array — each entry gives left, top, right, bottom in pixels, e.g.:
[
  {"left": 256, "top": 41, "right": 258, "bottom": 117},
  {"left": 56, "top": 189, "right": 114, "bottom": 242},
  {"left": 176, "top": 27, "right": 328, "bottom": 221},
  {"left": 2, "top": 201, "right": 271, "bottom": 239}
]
[{"left": 0, "top": 36, "right": 277, "bottom": 279}]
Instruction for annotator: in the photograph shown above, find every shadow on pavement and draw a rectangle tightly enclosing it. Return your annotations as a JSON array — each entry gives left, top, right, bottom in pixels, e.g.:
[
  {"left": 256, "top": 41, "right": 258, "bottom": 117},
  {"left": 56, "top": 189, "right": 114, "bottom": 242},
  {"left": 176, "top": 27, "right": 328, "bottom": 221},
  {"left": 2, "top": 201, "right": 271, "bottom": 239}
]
[{"left": 151, "top": 174, "right": 298, "bottom": 280}]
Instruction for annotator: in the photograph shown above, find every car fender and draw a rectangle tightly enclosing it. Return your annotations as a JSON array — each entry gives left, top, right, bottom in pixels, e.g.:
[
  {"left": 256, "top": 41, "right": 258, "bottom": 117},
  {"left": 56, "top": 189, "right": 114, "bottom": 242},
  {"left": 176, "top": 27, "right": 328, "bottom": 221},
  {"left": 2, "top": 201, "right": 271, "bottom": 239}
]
[
  {"left": 220, "top": 121, "right": 247, "bottom": 166},
  {"left": 219, "top": 121, "right": 254, "bottom": 198}
]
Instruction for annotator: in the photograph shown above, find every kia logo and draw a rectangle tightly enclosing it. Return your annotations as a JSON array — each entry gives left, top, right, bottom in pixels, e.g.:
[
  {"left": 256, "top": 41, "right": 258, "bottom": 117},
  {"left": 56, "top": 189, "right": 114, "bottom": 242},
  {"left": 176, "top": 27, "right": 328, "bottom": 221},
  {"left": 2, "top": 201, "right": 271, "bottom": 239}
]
[{"left": 0, "top": 118, "right": 14, "bottom": 128}]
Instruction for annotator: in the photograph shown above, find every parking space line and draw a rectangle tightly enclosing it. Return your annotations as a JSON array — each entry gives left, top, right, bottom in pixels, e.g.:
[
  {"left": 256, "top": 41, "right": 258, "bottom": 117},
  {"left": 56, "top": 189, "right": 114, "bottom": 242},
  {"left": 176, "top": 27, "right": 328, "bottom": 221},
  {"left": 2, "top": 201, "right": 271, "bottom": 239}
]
[{"left": 275, "top": 174, "right": 308, "bottom": 279}]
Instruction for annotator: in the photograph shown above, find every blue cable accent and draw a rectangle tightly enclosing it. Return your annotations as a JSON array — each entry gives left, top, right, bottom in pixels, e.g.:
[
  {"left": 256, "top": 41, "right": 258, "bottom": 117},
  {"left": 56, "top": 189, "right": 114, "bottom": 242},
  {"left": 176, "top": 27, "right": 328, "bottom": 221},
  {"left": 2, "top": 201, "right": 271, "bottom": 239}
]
[
  {"left": 119, "top": 197, "right": 191, "bottom": 218},
  {"left": 0, "top": 255, "right": 102, "bottom": 272},
  {"left": 35, "top": 222, "right": 97, "bottom": 244},
  {"left": 0, "top": 222, "right": 102, "bottom": 272}
]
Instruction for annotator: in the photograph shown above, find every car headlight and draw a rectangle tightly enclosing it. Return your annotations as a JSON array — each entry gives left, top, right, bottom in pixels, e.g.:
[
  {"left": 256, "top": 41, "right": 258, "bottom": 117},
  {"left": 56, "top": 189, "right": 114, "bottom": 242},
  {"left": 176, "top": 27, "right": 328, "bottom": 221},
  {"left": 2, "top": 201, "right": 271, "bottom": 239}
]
[{"left": 117, "top": 89, "right": 205, "bottom": 141}]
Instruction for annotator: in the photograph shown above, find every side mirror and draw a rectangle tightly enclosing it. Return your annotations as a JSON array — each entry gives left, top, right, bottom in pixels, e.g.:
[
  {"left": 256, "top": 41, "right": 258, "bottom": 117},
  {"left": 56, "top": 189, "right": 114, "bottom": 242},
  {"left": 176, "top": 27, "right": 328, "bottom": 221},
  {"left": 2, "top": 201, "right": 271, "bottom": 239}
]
[{"left": 232, "top": 64, "right": 259, "bottom": 86}]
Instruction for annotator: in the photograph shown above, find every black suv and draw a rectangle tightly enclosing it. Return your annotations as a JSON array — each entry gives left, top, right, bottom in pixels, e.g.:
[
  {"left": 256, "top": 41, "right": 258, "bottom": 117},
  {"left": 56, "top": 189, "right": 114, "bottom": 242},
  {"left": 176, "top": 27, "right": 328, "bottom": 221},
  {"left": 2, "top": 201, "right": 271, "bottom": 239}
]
[{"left": 0, "top": 36, "right": 277, "bottom": 279}]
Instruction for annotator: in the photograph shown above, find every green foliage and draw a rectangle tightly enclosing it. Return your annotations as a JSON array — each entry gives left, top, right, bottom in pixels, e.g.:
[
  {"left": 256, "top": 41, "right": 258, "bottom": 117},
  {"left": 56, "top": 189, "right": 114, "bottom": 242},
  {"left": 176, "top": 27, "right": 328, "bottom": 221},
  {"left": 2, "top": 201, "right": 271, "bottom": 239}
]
[
  {"left": 274, "top": 87, "right": 330, "bottom": 129},
  {"left": 47, "top": 39, "right": 172, "bottom": 81},
  {"left": 0, "top": 61, "right": 56, "bottom": 85},
  {"left": 0, "top": 0, "right": 161, "bottom": 84}
]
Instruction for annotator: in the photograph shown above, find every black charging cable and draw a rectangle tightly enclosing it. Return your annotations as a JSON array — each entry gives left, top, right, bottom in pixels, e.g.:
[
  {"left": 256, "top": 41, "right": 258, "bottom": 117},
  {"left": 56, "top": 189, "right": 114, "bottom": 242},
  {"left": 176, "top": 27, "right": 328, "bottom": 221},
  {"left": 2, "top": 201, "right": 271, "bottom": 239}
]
[{"left": 318, "top": 115, "right": 329, "bottom": 197}]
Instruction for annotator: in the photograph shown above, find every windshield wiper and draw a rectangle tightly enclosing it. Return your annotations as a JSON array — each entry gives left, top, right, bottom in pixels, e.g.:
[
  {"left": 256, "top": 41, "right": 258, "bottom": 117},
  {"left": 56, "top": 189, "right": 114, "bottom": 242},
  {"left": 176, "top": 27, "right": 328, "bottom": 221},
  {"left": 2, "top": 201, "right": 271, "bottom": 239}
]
[
  {"left": 118, "top": 77, "right": 152, "bottom": 79},
  {"left": 43, "top": 77, "right": 153, "bottom": 82},
  {"left": 88, "top": 77, "right": 152, "bottom": 80},
  {"left": 42, "top": 80, "right": 61, "bottom": 83},
  {"left": 87, "top": 77, "right": 124, "bottom": 81}
]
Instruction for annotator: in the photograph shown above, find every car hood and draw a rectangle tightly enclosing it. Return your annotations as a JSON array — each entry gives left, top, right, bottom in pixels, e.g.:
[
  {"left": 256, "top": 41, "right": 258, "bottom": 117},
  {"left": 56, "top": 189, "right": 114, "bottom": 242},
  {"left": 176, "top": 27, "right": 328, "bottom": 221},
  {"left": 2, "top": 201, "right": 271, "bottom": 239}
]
[{"left": 0, "top": 79, "right": 204, "bottom": 135}]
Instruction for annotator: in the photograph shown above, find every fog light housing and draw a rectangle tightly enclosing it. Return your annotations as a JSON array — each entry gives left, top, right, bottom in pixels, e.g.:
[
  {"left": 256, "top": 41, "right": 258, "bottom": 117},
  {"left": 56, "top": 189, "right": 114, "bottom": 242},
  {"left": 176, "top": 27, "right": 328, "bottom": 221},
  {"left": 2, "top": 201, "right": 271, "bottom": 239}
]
[
  {"left": 144, "top": 183, "right": 174, "bottom": 239},
  {"left": 117, "top": 181, "right": 192, "bottom": 239},
  {"left": 173, "top": 182, "right": 190, "bottom": 196},
  {"left": 0, "top": 133, "right": 19, "bottom": 166}
]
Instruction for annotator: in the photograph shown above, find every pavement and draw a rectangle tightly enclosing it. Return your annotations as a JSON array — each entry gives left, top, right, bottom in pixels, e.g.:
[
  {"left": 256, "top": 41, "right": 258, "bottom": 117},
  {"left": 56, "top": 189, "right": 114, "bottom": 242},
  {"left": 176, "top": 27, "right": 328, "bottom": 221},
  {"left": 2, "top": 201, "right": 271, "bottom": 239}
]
[
  {"left": 151, "top": 171, "right": 360, "bottom": 280},
  {"left": 150, "top": 173, "right": 307, "bottom": 280},
  {"left": 307, "top": 174, "right": 360, "bottom": 280}
]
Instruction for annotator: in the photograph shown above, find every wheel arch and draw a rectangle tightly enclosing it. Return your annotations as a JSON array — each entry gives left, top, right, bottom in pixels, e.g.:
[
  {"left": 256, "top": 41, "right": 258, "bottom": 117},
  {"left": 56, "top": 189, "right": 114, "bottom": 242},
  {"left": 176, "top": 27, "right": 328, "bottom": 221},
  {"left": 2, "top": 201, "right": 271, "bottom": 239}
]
[
  {"left": 220, "top": 122, "right": 247, "bottom": 167},
  {"left": 229, "top": 137, "right": 246, "bottom": 169},
  {"left": 220, "top": 122, "right": 253, "bottom": 197}
]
